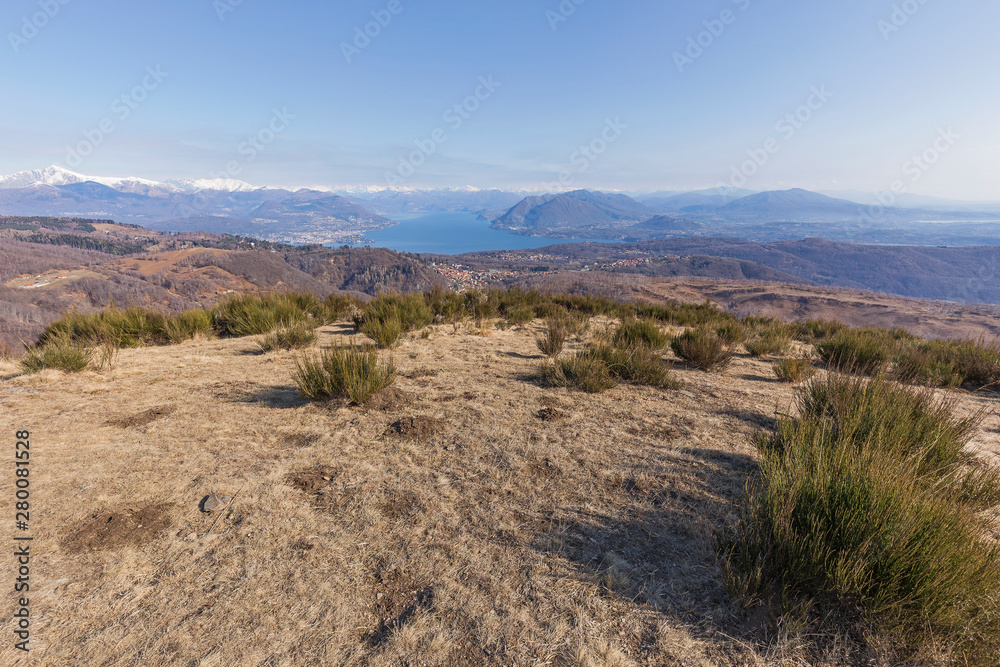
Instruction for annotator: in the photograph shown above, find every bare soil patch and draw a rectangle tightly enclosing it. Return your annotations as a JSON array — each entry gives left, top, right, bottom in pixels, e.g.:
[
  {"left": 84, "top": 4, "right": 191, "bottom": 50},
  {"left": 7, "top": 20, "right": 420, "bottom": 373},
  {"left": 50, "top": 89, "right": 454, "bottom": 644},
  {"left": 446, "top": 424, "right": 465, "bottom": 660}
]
[
  {"left": 106, "top": 405, "right": 176, "bottom": 429},
  {"left": 384, "top": 416, "right": 447, "bottom": 440},
  {"left": 62, "top": 503, "right": 174, "bottom": 553}
]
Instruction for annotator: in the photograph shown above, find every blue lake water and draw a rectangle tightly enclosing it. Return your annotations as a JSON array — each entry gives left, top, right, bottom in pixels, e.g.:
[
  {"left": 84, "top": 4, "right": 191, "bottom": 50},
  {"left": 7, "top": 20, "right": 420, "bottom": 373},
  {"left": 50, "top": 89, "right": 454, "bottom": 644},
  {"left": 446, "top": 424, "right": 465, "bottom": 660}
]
[{"left": 341, "top": 212, "right": 611, "bottom": 255}]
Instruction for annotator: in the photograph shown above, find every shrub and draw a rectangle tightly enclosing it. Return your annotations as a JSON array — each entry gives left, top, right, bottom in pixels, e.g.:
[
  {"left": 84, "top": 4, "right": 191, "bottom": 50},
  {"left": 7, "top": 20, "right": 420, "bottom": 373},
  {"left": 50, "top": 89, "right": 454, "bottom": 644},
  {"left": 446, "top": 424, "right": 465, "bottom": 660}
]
[
  {"left": 164, "top": 309, "right": 215, "bottom": 344},
  {"left": 541, "top": 351, "right": 618, "bottom": 394},
  {"left": 259, "top": 322, "right": 318, "bottom": 352},
  {"left": 20, "top": 339, "right": 91, "bottom": 374},
  {"left": 794, "top": 318, "right": 844, "bottom": 343},
  {"left": 613, "top": 318, "right": 669, "bottom": 350},
  {"left": 359, "top": 316, "right": 404, "bottom": 348},
  {"left": 720, "top": 374, "right": 1000, "bottom": 662},
  {"left": 213, "top": 293, "right": 309, "bottom": 337},
  {"left": 671, "top": 328, "right": 734, "bottom": 372},
  {"left": 716, "top": 321, "right": 746, "bottom": 345},
  {"left": 506, "top": 305, "right": 536, "bottom": 327},
  {"left": 293, "top": 341, "right": 396, "bottom": 405},
  {"left": 816, "top": 328, "right": 897, "bottom": 375},
  {"left": 745, "top": 333, "right": 792, "bottom": 358},
  {"left": 354, "top": 293, "right": 433, "bottom": 339},
  {"left": 589, "top": 344, "right": 679, "bottom": 389},
  {"left": 773, "top": 358, "right": 816, "bottom": 383},
  {"left": 322, "top": 293, "right": 364, "bottom": 322},
  {"left": 536, "top": 319, "right": 567, "bottom": 358}
]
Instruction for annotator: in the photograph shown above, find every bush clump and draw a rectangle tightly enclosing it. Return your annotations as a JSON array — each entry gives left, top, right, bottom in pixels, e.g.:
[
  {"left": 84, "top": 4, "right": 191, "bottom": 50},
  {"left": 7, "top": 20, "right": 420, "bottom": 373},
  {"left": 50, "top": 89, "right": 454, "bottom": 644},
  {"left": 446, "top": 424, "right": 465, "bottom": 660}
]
[
  {"left": 293, "top": 341, "right": 396, "bottom": 405},
  {"left": 20, "top": 338, "right": 92, "bottom": 374},
  {"left": 536, "top": 319, "right": 567, "bottom": 358},
  {"left": 745, "top": 333, "right": 792, "bottom": 358},
  {"left": 671, "top": 328, "right": 734, "bottom": 372},
  {"left": 259, "top": 322, "right": 318, "bottom": 352},
  {"left": 720, "top": 374, "right": 1000, "bottom": 662},
  {"left": 613, "top": 318, "right": 669, "bottom": 350},
  {"left": 354, "top": 293, "right": 433, "bottom": 347},
  {"left": 816, "top": 328, "right": 899, "bottom": 375},
  {"left": 213, "top": 293, "right": 311, "bottom": 338},
  {"left": 773, "top": 357, "right": 816, "bottom": 383},
  {"left": 540, "top": 350, "right": 618, "bottom": 394}
]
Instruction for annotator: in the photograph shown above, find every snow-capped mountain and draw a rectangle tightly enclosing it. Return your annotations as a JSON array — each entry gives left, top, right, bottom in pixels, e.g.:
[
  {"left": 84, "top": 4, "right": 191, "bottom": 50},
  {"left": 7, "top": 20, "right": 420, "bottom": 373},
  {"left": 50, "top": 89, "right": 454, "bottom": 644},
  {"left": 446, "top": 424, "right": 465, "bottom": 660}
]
[
  {"left": 0, "top": 165, "right": 173, "bottom": 193},
  {"left": 165, "top": 177, "right": 264, "bottom": 194},
  {"left": 0, "top": 166, "right": 270, "bottom": 195}
]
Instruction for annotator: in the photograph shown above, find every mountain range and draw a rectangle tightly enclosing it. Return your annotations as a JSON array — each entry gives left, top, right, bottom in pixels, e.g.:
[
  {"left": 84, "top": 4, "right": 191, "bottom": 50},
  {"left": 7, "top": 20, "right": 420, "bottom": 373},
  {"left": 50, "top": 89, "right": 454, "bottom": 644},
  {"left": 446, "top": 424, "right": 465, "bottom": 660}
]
[{"left": 4, "top": 166, "right": 1000, "bottom": 247}]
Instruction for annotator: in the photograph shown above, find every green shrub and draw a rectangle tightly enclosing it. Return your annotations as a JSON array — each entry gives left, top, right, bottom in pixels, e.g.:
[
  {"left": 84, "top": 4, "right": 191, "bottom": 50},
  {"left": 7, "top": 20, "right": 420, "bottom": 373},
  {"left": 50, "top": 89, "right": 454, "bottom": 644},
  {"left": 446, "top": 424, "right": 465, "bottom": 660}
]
[
  {"left": 716, "top": 321, "right": 746, "bottom": 345},
  {"left": 671, "top": 328, "right": 734, "bottom": 372},
  {"left": 773, "top": 358, "right": 816, "bottom": 383},
  {"left": 354, "top": 293, "right": 433, "bottom": 338},
  {"left": 322, "top": 293, "right": 364, "bottom": 322},
  {"left": 506, "top": 305, "right": 536, "bottom": 327},
  {"left": 541, "top": 351, "right": 618, "bottom": 394},
  {"left": 794, "top": 318, "right": 844, "bottom": 343},
  {"left": 164, "top": 309, "right": 215, "bottom": 344},
  {"left": 360, "top": 316, "right": 404, "bottom": 349},
  {"left": 816, "top": 328, "right": 897, "bottom": 375},
  {"left": 745, "top": 333, "right": 792, "bottom": 358},
  {"left": 20, "top": 339, "right": 92, "bottom": 373},
  {"left": 536, "top": 319, "right": 567, "bottom": 358},
  {"left": 589, "top": 344, "right": 679, "bottom": 389},
  {"left": 720, "top": 374, "right": 1000, "bottom": 662},
  {"left": 293, "top": 341, "right": 396, "bottom": 405},
  {"left": 213, "top": 293, "right": 309, "bottom": 337},
  {"left": 259, "top": 322, "right": 318, "bottom": 352},
  {"left": 613, "top": 318, "right": 669, "bottom": 350}
]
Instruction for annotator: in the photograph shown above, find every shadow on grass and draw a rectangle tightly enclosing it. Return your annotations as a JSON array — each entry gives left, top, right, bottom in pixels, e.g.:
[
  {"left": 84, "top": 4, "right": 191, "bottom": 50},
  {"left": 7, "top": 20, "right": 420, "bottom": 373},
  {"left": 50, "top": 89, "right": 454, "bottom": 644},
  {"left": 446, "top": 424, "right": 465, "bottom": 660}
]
[
  {"left": 529, "top": 447, "right": 759, "bottom": 657},
  {"left": 229, "top": 385, "right": 310, "bottom": 409},
  {"left": 718, "top": 408, "right": 777, "bottom": 431}
]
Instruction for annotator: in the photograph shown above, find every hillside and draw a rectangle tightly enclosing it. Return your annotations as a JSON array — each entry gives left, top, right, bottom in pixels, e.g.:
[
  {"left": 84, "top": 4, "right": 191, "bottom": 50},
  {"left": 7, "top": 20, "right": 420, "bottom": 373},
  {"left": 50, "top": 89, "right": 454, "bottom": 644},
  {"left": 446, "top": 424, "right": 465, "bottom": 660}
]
[{"left": 3, "top": 301, "right": 999, "bottom": 665}]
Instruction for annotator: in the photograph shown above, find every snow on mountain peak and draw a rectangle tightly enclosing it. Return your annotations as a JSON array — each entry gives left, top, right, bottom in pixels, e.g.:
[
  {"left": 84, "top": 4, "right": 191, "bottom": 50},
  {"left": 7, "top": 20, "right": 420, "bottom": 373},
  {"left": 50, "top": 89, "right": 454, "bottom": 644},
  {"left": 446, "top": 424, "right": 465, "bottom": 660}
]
[{"left": 0, "top": 165, "right": 178, "bottom": 194}]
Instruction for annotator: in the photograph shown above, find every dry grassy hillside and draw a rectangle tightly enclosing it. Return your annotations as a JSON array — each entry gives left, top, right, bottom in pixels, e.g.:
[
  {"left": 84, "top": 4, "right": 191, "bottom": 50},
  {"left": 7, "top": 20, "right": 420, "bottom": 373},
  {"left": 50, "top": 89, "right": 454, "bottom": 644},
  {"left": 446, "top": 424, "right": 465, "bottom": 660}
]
[{"left": 2, "top": 314, "right": 999, "bottom": 665}]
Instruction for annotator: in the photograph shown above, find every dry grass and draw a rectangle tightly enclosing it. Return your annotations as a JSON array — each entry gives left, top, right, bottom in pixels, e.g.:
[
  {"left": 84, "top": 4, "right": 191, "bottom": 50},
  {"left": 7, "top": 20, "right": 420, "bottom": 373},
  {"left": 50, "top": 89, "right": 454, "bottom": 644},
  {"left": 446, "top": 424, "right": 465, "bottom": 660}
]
[{"left": 2, "top": 318, "right": 998, "bottom": 665}]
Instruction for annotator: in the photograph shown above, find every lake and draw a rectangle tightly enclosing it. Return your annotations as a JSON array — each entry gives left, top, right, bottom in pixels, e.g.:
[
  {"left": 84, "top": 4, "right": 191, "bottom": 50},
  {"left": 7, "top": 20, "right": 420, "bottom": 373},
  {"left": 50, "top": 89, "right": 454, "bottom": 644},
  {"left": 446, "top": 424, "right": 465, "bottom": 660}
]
[{"left": 342, "top": 212, "right": 610, "bottom": 255}]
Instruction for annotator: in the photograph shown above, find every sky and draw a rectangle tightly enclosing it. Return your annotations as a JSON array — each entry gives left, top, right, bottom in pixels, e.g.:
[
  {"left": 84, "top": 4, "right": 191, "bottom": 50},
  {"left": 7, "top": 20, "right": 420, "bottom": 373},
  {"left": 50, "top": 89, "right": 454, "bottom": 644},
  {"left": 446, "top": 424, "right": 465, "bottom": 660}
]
[{"left": 1, "top": 0, "right": 998, "bottom": 199}]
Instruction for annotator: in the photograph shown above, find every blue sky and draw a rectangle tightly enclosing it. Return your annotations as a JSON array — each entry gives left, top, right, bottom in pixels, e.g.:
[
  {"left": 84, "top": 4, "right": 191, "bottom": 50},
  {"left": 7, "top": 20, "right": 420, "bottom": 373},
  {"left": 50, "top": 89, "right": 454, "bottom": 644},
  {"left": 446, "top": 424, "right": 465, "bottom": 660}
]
[{"left": 2, "top": 0, "right": 998, "bottom": 198}]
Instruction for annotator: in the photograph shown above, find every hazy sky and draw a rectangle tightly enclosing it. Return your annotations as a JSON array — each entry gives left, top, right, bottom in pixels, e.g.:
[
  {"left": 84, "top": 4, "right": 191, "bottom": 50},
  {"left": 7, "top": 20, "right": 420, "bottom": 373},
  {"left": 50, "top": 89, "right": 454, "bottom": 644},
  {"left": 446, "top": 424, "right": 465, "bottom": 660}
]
[{"left": 2, "top": 0, "right": 998, "bottom": 198}]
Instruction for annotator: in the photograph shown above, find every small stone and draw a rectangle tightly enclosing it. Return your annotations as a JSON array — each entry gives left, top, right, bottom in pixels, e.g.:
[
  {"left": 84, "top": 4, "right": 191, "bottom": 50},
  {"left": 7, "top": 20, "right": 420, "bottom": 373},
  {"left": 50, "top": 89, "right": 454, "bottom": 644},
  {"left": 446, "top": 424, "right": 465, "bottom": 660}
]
[{"left": 201, "top": 493, "right": 232, "bottom": 513}]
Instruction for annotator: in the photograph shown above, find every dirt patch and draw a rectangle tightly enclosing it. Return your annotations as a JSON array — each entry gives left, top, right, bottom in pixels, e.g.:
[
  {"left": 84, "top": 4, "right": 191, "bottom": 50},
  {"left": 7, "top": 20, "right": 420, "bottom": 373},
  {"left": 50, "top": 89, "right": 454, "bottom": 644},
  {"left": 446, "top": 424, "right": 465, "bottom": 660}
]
[
  {"left": 287, "top": 466, "right": 339, "bottom": 494},
  {"left": 62, "top": 503, "right": 173, "bottom": 553},
  {"left": 536, "top": 407, "right": 567, "bottom": 422},
  {"left": 367, "top": 566, "right": 435, "bottom": 648},
  {"left": 363, "top": 386, "right": 412, "bottom": 412},
  {"left": 384, "top": 416, "right": 447, "bottom": 440},
  {"left": 283, "top": 432, "right": 317, "bottom": 449},
  {"left": 106, "top": 405, "right": 176, "bottom": 429},
  {"left": 403, "top": 368, "right": 439, "bottom": 379},
  {"left": 378, "top": 490, "right": 422, "bottom": 522}
]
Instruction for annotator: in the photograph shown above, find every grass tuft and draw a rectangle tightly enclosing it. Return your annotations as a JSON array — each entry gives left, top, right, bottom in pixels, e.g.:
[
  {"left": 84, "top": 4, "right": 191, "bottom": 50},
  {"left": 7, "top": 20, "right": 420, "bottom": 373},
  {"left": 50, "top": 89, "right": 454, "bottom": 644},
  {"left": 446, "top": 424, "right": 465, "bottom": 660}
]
[
  {"left": 671, "top": 328, "right": 734, "bottom": 372},
  {"left": 259, "top": 322, "right": 319, "bottom": 352},
  {"left": 293, "top": 340, "right": 397, "bottom": 405},
  {"left": 720, "top": 374, "right": 1000, "bottom": 662},
  {"left": 773, "top": 358, "right": 816, "bottom": 383},
  {"left": 613, "top": 318, "right": 669, "bottom": 350}
]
